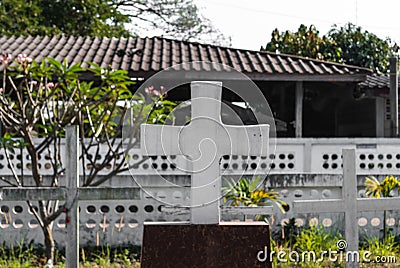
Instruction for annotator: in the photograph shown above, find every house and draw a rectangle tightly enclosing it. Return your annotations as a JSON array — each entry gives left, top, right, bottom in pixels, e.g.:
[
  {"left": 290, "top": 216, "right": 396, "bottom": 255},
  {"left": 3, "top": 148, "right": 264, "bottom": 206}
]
[{"left": 2, "top": 35, "right": 387, "bottom": 138}]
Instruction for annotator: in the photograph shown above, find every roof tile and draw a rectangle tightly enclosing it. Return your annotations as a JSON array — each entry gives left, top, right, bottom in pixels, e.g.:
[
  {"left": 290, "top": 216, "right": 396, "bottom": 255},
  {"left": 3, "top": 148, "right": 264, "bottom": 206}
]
[{"left": 0, "top": 35, "right": 371, "bottom": 79}]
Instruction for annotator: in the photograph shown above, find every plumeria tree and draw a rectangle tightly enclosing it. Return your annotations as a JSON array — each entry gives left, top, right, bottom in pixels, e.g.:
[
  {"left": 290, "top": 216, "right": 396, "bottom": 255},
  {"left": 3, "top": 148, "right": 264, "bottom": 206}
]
[{"left": 0, "top": 54, "right": 176, "bottom": 262}]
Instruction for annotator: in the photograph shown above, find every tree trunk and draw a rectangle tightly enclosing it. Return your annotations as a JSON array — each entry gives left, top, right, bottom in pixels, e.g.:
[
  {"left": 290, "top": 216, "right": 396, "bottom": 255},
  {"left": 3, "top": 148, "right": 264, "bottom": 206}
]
[{"left": 43, "top": 223, "right": 55, "bottom": 262}]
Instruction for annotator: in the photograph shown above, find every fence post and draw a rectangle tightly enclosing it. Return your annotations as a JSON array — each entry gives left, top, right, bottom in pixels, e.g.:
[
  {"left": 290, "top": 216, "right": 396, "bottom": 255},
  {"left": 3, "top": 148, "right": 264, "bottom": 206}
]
[
  {"left": 66, "top": 126, "right": 79, "bottom": 268},
  {"left": 343, "top": 149, "right": 359, "bottom": 268}
]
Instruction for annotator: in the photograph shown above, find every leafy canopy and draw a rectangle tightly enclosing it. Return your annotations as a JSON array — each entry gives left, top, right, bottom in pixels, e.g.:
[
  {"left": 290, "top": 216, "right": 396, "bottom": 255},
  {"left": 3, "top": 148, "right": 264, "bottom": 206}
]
[
  {"left": 0, "top": 0, "right": 229, "bottom": 45},
  {"left": 262, "top": 23, "right": 398, "bottom": 73}
]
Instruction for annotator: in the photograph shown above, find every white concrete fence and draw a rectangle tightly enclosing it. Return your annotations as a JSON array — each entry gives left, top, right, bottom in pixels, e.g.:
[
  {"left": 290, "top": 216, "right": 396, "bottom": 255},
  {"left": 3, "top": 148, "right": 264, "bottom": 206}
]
[{"left": 1, "top": 137, "right": 400, "bottom": 265}]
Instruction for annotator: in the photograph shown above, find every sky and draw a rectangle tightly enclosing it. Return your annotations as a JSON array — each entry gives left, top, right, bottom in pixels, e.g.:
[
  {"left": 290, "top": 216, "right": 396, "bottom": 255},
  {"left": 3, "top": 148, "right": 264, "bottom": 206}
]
[{"left": 193, "top": 0, "right": 400, "bottom": 51}]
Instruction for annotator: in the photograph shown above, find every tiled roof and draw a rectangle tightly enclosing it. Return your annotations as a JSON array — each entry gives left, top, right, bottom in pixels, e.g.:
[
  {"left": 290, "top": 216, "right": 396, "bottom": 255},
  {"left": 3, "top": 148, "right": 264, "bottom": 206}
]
[
  {"left": 0, "top": 35, "right": 372, "bottom": 81},
  {"left": 360, "top": 74, "right": 399, "bottom": 89}
]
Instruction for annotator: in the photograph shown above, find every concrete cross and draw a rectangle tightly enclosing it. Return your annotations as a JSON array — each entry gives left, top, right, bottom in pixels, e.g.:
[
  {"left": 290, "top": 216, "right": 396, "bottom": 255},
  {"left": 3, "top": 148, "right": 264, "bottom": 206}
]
[
  {"left": 293, "top": 149, "right": 400, "bottom": 268},
  {"left": 141, "top": 81, "right": 270, "bottom": 224}
]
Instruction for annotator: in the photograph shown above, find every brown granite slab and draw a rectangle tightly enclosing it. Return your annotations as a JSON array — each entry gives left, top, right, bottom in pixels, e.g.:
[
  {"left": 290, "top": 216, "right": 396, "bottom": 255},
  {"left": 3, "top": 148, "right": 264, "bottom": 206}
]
[{"left": 141, "top": 222, "right": 272, "bottom": 268}]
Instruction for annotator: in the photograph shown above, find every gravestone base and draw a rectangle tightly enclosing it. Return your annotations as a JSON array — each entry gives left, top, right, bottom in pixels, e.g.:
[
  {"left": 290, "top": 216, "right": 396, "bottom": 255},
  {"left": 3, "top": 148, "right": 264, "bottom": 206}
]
[{"left": 140, "top": 222, "right": 272, "bottom": 268}]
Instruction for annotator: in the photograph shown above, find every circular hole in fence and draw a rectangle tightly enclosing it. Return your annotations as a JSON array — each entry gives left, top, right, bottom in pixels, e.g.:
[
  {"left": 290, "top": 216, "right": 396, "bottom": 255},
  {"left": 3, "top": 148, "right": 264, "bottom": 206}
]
[
  {"left": 223, "top": 163, "right": 229, "bottom": 169},
  {"left": 128, "top": 219, "right": 139, "bottom": 228},
  {"left": 288, "top": 154, "right": 294, "bottom": 160},
  {"left": 331, "top": 154, "right": 338, "bottom": 160},
  {"left": 158, "top": 205, "right": 164, "bottom": 212},
  {"left": 242, "top": 155, "right": 248, "bottom": 160},
  {"left": 99, "top": 220, "right": 110, "bottom": 229},
  {"left": 170, "top": 155, "right": 176, "bottom": 160},
  {"left": 144, "top": 205, "right": 154, "bottom": 213},
  {"left": 261, "top": 163, "right": 267, "bottom": 169},
  {"left": 232, "top": 163, "right": 238, "bottom": 170},
  {"left": 100, "top": 205, "right": 110, "bottom": 213},
  {"left": 29, "top": 206, "right": 38, "bottom": 214},
  {"left": 368, "top": 163, "right": 374, "bottom": 169},
  {"left": 269, "top": 154, "right": 275, "bottom": 160},
  {"left": 359, "top": 163, "right": 366, "bottom": 169},
  {"left": 13, "top": 219, "right": 23, "bottom": 229},
  {"left": 322, "top": 218, "right": 332, "bottom": 227},
  {"left": 45, "top": 163, "right": 51, "bottom": 169},
  {"left": 322, "top": 154, "right": 329, "bottom": 160},
  {"left": 322, "top": 163, "right": 329, "bottom": 169},
  {"left": 331, "top": 163, "right": 338, "bottom": 169},
  {"left": 387, "top": 218, "right": 396, "bottom": 226},
  {"left": 378, "top": 154, "right": 384, "bottom": 160},
  {"left": 371, "top": 218, "right": 381, "bottom": 227},
  {"left": 387, "top": 163, "right": 393, "bottom": 169},
  {"left": 397, "top": 154, "right": 400, "bottom": 160},
  {"left": 161, "top": 163, "right": 168, "bottom": 170},
  {"left": 85, "top": 219, "right": 96, "bottom": 229},
  {"left": 279, "top": 163, "right": 286, "bottom": 169},
  {"left": 1, "top": 206, "right": 9, "bottom": 213},
  {"left": 250, "top": 163, "right": 257, "bottom": 169},
  {"left": 322, "top": 190, "right": 332, "bottom": 198},
  {"left": 0, "top": 154, "right": 4, "bottom": 160},
  {"left": 270, "top": 163, "right": 276, "bottom": 169},
  {"left": 280, "top": 218, "right": 289, "bottom": 226},
  {"left": 279, "top": 154, "right": 285, "bottom": 160},
  {"left": 232, "top": 155, "right": 238, "bottom": 160},
  {"left": 86, "top": 205, "right": 96, "bottom": 213},
  {"left": 129, "top": 205, "right": 138, "bottom": 213},
  {"left": 368, "top": 154, "right": 374, "bottom": 160},
  {"left": 151, "top": 163, "right": 158, "bottom": 169},
  {"left": 295, "top": 218, "right": 304, "bottom": 227},
  {"left": 13, "top": 206, "right": 23, "bottom": 214},
  {"left": 142, "top": 163, "right": 149, "bottom": 169},
  {"left": 86, "top": 164, "right": 94, "bottom": 169},
  {"left": 387, "top": 154, "right": 393, "bottom": 160},
  {"left": 309, "top": 218, "right": 318, "bottom": 227},
  {"left": 115, "top": 219, "right": 125, "bottom": 229},
  {"left": 170, "top": 164, "right": 176, "bottom": 169},
  {"left": 132, "top": 154, "right": 139, "bottom": 160},
  {"left": 115, "top": 205, "right": 125, "bottom": 213},
  {"left": 359, "top": 154, "right": 366, "bottom": 160},
  {"left": 57, "top": 219, "right": 66, "bottom": 229},
  {"left": 156, "top": 191, "right": 167, "bottom": 199},
  {"left": 28, "top": 219, "right": 39, "bottom": 228},
  {"left": 16, "top": 163, "right": 22, "bottom": 169},
  {"left": 378, "top": 163, "right": 384, "bottom": 169},
  {"left": 396, "top": 163, "right": 400, "bottom": 169},
  {"left": 150, "top": 156, "right": 157, "bottom": 160},
  {"left": 242, "top": 163, "right": 249, "bottom": 170},
  {"left": 294, "top": 190, "right": 303, "bottom": 198},
  {"left": 280, "top": 190, "right": 289, "bottom": 198},
  {"left": 358, "top": 217, "right": 368, "bottom": 227},
  {"left": 250, "top": 156, "right": 257, "bottom": 160},
  {"left": 161, "top": 155, "right": 167, "bottom": 160},
  {"left": 0, "top": 219, "right": 9, "bottom": 228}
]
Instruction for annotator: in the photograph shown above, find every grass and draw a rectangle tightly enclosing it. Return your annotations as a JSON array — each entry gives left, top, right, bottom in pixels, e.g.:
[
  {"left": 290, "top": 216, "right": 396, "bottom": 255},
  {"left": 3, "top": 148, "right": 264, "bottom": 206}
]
[
  {"left": 271, "top": 223, "right": 400, "bottom": 267},
  {"left": 0, "top": 244, "right": 140, "bottom": 267},
  {"left": 1, "top": 225, "right": 399, "bottom": 267}
]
